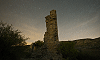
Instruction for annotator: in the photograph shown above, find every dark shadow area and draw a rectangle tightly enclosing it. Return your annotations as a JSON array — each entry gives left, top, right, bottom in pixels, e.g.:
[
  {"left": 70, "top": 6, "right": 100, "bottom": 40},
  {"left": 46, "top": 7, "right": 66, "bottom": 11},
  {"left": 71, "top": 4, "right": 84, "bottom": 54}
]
[
  {"left": 58, "top": 37, "right": 100, "bottom": 60},
  {"left": 0, "top": 21, "right": 30, "bottom": 60}
]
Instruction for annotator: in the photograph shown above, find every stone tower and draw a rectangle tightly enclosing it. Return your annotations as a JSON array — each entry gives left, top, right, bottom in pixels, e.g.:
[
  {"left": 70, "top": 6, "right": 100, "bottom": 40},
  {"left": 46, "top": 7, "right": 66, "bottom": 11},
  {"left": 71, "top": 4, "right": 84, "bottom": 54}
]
[
  {"left": 44, "top": 10, "right": 59, "bottom": 51},
  {"left": 44, "top": 10, "right": 59, "bottom": 42},
  {"left": 31, "top": 10, "right": 62, "bottom": 60},
  {"left": 43, "top": 10, "right": 61, "bottom": 60}
]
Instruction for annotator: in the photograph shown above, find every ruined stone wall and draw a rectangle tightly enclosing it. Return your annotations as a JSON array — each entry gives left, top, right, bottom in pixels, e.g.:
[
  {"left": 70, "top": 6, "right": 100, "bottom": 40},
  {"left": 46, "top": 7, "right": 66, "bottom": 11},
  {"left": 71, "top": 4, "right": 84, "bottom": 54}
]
[
  {"left": 44, "top": 10, "right": 59, "bottom": 53},
  {"left": 28, "top": 10, "right": 62, "bottom": 60}
]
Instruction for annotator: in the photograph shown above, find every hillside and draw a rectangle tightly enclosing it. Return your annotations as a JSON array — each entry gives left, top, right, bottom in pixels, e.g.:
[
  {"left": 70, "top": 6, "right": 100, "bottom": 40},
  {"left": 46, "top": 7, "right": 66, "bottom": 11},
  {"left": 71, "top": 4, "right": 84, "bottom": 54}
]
[
  {"left": 74, "top": 37, "right": 100, "bottom": 49},
  {"left": 61, "top": 37, "right": 100, "bottom": 60}
]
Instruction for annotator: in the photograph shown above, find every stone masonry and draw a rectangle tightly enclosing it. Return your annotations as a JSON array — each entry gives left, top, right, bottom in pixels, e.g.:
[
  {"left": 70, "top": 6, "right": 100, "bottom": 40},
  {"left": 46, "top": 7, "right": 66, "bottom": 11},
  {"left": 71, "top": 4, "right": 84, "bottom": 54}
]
[
  {"left": 44, "top": 10, "right": 59, "bottom": 53},
  {"left": 43, "top": 10, "right": 62, "bottom": 60},
  {"left": 27, "top": 10, "right": 62, "bottom": 60}
]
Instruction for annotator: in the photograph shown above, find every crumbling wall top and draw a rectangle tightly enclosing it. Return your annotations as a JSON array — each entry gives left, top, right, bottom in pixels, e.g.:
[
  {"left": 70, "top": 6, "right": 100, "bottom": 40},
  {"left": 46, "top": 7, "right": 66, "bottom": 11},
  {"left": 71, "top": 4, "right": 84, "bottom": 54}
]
[{"left": 50, "top": 10, "right": 57, "bottom": 18}]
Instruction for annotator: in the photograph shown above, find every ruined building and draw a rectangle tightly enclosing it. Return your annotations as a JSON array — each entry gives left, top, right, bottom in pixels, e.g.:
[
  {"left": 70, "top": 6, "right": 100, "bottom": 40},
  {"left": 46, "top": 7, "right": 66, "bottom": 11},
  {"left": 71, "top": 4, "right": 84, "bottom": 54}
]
[
  {"left": 42, "top": 10, "right": 62, "bottom": 60},
  {"left": 44, "top": 10, "right": 59, "bottom": 54},
  {"left": 30, "top": 10, "right": 62, "bottom": 60}
]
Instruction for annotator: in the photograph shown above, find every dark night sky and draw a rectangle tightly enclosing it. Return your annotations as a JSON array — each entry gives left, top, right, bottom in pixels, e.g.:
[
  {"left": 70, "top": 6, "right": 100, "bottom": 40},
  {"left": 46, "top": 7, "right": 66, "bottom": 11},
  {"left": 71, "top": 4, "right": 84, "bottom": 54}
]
[{"left": 0, "top": 0, "right": 100, "bottom": 44}]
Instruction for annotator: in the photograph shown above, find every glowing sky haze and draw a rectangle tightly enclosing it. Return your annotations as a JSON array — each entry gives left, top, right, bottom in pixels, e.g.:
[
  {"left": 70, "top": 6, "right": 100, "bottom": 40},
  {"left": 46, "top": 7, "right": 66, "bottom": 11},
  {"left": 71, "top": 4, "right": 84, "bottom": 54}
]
[{"left": 0, "top": 0, "right": 100, "bottom": 44}]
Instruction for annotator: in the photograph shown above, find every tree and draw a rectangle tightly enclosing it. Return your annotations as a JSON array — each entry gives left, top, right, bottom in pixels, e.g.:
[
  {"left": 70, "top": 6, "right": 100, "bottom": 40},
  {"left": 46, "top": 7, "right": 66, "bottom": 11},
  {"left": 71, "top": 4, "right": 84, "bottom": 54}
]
[
  {"left": 35, "top": 40, "right": 44, "bottom": 47},
  {"left": 0, "top": 21, "right": 29, "bottom": 60}
]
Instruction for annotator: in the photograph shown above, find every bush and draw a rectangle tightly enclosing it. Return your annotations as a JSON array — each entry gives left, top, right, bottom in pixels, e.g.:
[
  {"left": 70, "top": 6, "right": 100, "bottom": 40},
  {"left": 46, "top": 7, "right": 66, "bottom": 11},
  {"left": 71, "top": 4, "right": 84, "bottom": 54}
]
[
  {"left": 57, "top": 41, "right": 78, "bottom": 60},
  {"left": 35, "top": 40, "right": 44, "bottom": 47}
]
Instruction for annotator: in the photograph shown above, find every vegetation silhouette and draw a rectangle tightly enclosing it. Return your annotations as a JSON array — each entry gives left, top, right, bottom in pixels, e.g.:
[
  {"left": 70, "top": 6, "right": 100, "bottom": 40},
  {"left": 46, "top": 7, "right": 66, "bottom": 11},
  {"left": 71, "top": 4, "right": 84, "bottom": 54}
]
[
  {"left": 30, "top": 40, "right": 44, "bottom": 52},
  {"left": 0, "top": 21, "right": 30, "bottom": 60},
  {"left": 57, "top": 38, "right": 100, "bottom": 60},
  {"left": 57, "top": 41, "right": 78, "bottom": 60},
  {"left": 34, "top": 40, "right": 44, "bottom": 47}
]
